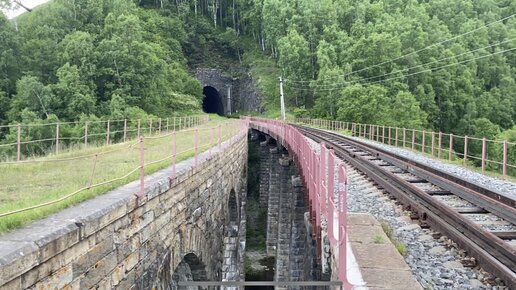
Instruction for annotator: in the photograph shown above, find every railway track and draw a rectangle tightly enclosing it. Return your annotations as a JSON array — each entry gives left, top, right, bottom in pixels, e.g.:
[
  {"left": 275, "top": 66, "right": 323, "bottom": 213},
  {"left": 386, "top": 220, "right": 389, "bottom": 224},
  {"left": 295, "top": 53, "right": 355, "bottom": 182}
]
[{"left": 296, "top": 125, "right": 516, "bottom": 289}]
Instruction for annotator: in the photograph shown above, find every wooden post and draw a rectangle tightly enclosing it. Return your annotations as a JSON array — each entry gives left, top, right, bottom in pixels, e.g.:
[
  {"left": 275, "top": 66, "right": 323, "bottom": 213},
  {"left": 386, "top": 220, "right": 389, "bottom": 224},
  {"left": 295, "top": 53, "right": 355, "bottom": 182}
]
[
  {"left": 158, "top": 118, "right": 162, "bottom": 135},
  {"left": 403, "top": 128, "right": 406, "bottom": 148},
  {"left": 481, "top": 138, "right": 486, "bottom": 173},
  {"left": 382, "top": 126, "right": 385, "bottom": 143},
  {"left": 123, "top": 119, "right": 127, "bottom": 142},
  {"left": 411, "top": 129, "right": 415, "bottom": 150},
  {"left": 502, "top": 141, "right": 507, "bottom": 178},
  {"left": 438, "top": 132, "right": 442, "bottom": 159},
  {"left": 431, "top": 132, "right": 435, "bottom": 157},
  {"left": 84, "top": 122, "right": 88, "bottom": 147},
  {"left": 149, "top": 119, "right": 153, "bottom": 135},
  {"left": 54, "top": 123, "right": 59, "bottom": 155},
  {"left": 388, "top": 127, "right": 391, "bottom": 145},
  {"left": 17, "top": 124, "right": 21, "bottom": 162},
  {"left": 464, "top": 136, "right": 468, "bottom": 164},
  {"left": 422, "top": 130, "right": 426, "bottom": 153},
  {"left": 395, "top": 127, "right": 398, "bottom": 147},
  {"left": 106, "top": 120, "right": 110, "bottom": 145},
  {"left": 376, "top": 125, "right": 380, "bottom": 142},
  {"left": 137, "top": 119, "right": 141, "bottom": 137},
  {"left": 449, "top": 134, "right": 453, "bottom": 161}
]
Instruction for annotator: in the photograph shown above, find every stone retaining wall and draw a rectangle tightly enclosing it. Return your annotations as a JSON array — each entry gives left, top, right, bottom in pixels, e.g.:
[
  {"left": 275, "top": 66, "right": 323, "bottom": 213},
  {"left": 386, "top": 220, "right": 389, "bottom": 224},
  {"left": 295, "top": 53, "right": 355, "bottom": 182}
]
[{"left": 0, "top": 132, "right": 248, "bottom": 289}]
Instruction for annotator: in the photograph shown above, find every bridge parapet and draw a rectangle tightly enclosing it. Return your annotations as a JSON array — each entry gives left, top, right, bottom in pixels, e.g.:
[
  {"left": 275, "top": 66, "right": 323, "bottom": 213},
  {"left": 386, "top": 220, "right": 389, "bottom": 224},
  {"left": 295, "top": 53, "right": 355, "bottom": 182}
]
[{"left": 247, "top": 117, "right": 353, "bottom": 288}]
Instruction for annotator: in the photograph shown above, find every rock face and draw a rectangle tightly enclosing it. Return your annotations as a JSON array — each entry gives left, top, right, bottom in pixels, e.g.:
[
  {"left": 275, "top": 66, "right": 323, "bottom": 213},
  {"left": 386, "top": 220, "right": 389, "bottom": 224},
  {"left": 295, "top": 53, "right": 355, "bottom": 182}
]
[{"left": 196, "top": 68, "right": 264, "bottom": 115}]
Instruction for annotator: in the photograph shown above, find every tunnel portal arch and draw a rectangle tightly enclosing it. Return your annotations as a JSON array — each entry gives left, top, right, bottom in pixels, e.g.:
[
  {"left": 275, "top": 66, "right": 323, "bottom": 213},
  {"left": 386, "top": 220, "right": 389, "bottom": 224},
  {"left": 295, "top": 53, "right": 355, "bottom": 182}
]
[{"left": 202, "top": 86, "right": 225, "bottom": 116}]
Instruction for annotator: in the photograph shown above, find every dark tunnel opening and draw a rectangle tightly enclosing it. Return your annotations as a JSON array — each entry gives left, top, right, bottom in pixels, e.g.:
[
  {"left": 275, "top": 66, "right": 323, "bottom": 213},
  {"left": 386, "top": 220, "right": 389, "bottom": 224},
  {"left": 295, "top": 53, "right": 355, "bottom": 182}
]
[{"left": 202, "top": 86, "right": 225, "bottom": 116}]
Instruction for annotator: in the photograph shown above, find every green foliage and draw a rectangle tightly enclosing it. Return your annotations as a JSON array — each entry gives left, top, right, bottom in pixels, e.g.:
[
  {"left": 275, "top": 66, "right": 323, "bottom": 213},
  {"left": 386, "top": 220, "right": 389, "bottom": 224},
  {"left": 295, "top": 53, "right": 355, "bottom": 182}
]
[{"left": 0, "top": 0, "right": 202, "bottom": 138}]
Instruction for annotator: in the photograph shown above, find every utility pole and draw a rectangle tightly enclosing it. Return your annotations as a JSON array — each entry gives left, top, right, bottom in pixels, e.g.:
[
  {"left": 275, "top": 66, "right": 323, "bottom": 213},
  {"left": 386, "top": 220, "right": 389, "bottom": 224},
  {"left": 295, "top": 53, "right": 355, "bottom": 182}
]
[
  {"left": 279, "top": 76, "right": 286, "bottom": 121},
  {"left": 227, "top": 85, "right": 232, "bottom": 115}
]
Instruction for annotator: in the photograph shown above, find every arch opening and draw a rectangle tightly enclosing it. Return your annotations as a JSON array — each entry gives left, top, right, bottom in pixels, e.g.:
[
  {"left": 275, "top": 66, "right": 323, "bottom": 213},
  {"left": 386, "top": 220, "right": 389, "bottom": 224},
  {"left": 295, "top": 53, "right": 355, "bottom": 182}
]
[
  {"left": 202, "top": 86, "right": 224, "bottom": 115},
  {"left": 228, "top": 189, "right": 238, "bottom": 224},
  {"left": 172, "top": 253, "right": 207, "bottom": 289}
]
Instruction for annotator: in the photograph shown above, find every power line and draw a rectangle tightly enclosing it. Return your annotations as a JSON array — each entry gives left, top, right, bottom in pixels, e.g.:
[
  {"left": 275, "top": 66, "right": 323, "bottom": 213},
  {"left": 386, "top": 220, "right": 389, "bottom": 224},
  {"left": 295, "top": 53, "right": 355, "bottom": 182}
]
[
  {"left": 288, "top": 47, "right": 516, "bottom": 92},
  {"left": 287, "top": 13, "right": 516, "bottom": 84},
  {"left": 308, "top": 37, "right": 516, "bottom": 89}
]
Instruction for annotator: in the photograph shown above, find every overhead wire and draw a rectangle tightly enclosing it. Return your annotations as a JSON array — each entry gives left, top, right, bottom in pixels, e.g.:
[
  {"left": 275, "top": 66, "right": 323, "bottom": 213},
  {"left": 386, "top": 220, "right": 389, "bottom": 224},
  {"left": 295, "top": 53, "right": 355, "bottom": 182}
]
[
  {"left": 286, "top": 13, "right": 516, "bottom": 85},
  {"left": 288, "top": 46, "right": 516, "bottom": 92}
]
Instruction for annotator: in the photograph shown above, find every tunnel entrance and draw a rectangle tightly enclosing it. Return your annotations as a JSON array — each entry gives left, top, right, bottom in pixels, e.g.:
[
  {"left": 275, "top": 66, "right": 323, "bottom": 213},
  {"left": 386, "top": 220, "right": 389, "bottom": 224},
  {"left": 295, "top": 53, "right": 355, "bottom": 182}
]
[{"left": 202, "top": 86, "right": 224, "bottom": 115}]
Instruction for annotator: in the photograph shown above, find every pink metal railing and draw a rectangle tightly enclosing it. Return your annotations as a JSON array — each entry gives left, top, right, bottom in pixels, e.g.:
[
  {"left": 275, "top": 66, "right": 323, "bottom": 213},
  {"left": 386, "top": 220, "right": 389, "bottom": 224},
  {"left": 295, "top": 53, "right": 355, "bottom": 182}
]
[{"left": 247, "top": 117, "right": 353, "bottom": 289}]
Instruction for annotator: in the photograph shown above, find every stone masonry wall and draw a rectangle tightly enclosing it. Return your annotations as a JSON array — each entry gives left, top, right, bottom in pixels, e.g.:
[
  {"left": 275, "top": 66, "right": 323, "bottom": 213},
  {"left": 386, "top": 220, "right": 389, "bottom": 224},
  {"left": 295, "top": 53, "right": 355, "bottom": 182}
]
[{"left": 0, "top": 132, "right": 248, "bottom": 289}]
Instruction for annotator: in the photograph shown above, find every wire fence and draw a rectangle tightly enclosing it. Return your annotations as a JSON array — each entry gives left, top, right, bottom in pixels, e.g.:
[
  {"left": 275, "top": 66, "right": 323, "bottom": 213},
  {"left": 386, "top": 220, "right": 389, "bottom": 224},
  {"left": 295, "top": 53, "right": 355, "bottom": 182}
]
[
  {"left": 294, "top": 118, "right": 516, "bottom": 179},
  {"left": 0, "top": 117, "right": 247, "bottom": 233},
  {"left": 0, "top": 115, "right": 209, "bottom": 162}
]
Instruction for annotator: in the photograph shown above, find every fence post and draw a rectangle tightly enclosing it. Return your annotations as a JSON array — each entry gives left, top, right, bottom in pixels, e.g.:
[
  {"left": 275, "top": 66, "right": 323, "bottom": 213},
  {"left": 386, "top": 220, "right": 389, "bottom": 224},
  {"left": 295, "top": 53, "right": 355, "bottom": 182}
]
[
  {"left": 106, "top": 120, "right": 110, "bottom": 145},
  {"left": 438, "top": 132, "right": 442, "bottom": 159},
  {"left": 194, "top": 128, "right": 199, "bottom": 169},
  {"left": 56, "top": 123, "right": 60, "bottom": 155},
  {"left": 464, "top": 136, "right": 468, "bottom": 164},
  {"left": 422, "top": 130, "right": 426, "bottom": 153},
  {"left": 123, "top": 119, "right": 127, "bottom": 142},
  {"left": 431, "top": 132, "right": 435, "bottom": 157},
  {"left": 158, "top": 118, "right": 162, "bottom": 135},
  {"left": 376, "top": 125, "right": 380, "bottom": 142},
  {"left": 449, "top": 134, "right": 453, "bottom": 161},
  {"left": 403, "top": 128, "right": 406, "bottom": 148},
  {"left": 84, "top": 122, "right": 88, "bottom": 147},
  {"left": 173, "top": 117, "right": 176, "bottom": 131},
  {"left": 411, "top": 129, "right": 415, "bottom": 150},
  {"left": 382, "top": 126, "right": 385, "bottom": 143},
  {"left": 502, "top": 141, "right": 507, "bottom": 178},
  {"left": 137, "top": 119, "right": 141, "bottom": 137},
  {"left": 218, "top": 124, "right": 222, "bottom": 149},
  {"left": 395, "top": 127, "right": 398, "bottom": 147},
  {"left": 481, "top": 138, "right": 486, "bottom": 173},
  {"left": 17, "top": 124, "right": 21, "bottom": 162},
  {"left": 138, "top": 137, "right": 144, "bottom": 198},
  {"left": 388, "top": 127, "right": 391, "bottom": 145},
  {"left": 171, "top": 131, "right": 176, "bottom": 184},
  {"left": 149, "top": 119, "right": 153, "bottom": 135}
]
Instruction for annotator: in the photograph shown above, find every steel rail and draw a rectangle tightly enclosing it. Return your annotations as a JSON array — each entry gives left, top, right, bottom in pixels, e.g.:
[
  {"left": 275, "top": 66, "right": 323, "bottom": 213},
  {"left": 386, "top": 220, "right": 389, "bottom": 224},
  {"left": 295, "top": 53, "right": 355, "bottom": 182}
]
[{"left": 297, "top": 125, "right": 516, "bottom": 289}]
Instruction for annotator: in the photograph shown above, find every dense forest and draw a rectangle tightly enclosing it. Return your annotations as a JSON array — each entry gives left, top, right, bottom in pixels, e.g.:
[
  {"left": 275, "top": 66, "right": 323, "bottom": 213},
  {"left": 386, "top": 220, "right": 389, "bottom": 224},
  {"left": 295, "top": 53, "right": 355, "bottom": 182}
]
[{"left": 0, "top": 0, "right": 515, "bottom": 144}]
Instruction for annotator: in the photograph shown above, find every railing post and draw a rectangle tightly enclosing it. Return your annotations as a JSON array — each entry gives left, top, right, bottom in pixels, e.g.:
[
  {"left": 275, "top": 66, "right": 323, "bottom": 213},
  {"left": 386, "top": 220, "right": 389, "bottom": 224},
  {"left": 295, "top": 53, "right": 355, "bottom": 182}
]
[
  {"left": 481, "top": 138, "right": 486, "bottom": 173},
  {"left": 395, "top": 127, "right": 398, "bottom": 147},
  {"left": 388, "top": 127, "right": 391, "bottom": 145},
  {"left": 464, "top": 136, "right": 468, "bottom": 164},
  {"left": 158, "top": 118, "right": 162, "bottom": 135},
  {"left": 218, "top": 124, "right": 222, "bottom": 149},
  {"left": 106, "top": 120, "right": 110, "bottom": 145},
  {"left": 411, "top": 129, "right": 415, "bottom": 150},
  {"left": 17, "top": 124, "right": 21, "bottom": 162},
  {"left": 502, "top": 141, "right": 507, "bottom": 178},
  {"left": 449, "top": 134, "right": 453, "bottom": 161},
  {"left": 123, "top": 119, "right": 127, "bottom": 142},
  {"left": 431, "top": 132, "right": 435, "bottom": 157},
  {"left": 56, "top": 123, "right": 60, "bottom": 155},
  {"left": 138, "top": 137, "right": 144, "bottom": 198},
  {"left": 422, "top": 130, "right": 426, "bottom": 153},
  {"left": 338, "top": 164, "right": 353, "bottom": 289},
  {"left": 403, "top": 128, "right": 406, "bottom": 148},
  {"left": 137, "top": 119, "right": 141, "bottom": 137},
  {"left": 171, "top": 131, "right": 176, "bottom": 184},
  {"left": 382, "top": 125, "right": 385, "bottom": 143},
  {"left": 84, "top": 122, "right": 88, "bottom": 147},
  {"left": 438, "top": 132, "right": 442, "bottom": 159},
  {"left": 194, "top": 128, "right": 199, "bottom": 169}
]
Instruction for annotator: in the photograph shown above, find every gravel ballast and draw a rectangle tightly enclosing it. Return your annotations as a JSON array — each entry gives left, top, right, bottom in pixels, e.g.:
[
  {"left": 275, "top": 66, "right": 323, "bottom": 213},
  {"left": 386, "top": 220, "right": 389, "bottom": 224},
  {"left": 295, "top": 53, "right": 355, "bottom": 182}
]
[{"left": 304, "top": 135, "right": 513, "bottom": 290}]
